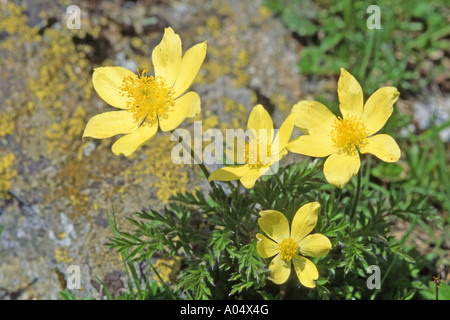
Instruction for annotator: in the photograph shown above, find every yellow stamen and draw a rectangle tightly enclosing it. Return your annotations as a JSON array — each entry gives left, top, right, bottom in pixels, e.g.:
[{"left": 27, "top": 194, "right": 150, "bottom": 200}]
[
  {"left": 244, "top": 136, "right": 272, "bottom": 169},
  {"left": 278, "top": 237, "right": 299, "bottom": 262},
  {"left": 330, "top": 115, "right": 368, "bottom": 154},
  {"left": 120, "top": 69, "right": 175, "bottom": 125}
]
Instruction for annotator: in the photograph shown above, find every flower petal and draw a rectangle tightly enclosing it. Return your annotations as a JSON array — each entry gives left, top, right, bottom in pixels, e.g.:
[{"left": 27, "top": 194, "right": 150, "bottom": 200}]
[
  {"left": 152, "top": 27, "right": 182, "bottom": 88},
  {"left": 290, "top": 202, "right": 320, "bottom": 242},
  {"left": 361, "top": 87, "right": 400, "bottom": 136},
  {"left": 224, "top": 137, "right": 245, "bottom": 164},
  {"left": 271, "top": 112, "right": 296, "bottom": 157},
  {"left": 323, "top": 149, "right": 360, "bottom": 188},
  {"left": 292, "top": 256, "right": 319, "bottom": 288},
  {"left": 240, "top": 167, "right": 264, "bottom": 189},
  {"left": 83, "top": 111, "right": 139, "bottom": 139},
  {"left": 338, "top": 68, "right": 364, "bottom": 119},
  {"left": 172, "top": 41, "right": 207, "bottom": 98},
  {"left": 111, "top": 121, "right": 158, "bottom": 157},
  {"left": 269, "top": 148, "right": 288, "bottom": 165},
  {"left": 247, "top": 104, "right": 274, "bottom": 133},
  {"left": 359, "top": 134, "right": 401, "bottom": 162},
  {"left": 291, "top": 100, "right": 337, "bottom": 135},
  {"left": 92, "top": 66, "right": 136, "bottom": 109},
  {"left": 184, "top": 92, "right": 202, "bottom": 119},
  {"left": 299, "top": 233, "right": 332, "bottom": 258},
  {"left": 287, "top": 134, "right": 337, "bottom": 157},
  {"left": 258, "top": 210, "right": 290, "bottom": 243},
  {"left": 256, "top": 233, "right": 279, "bottom": 259},
  {"left": 208, "top": 164, "right": 250, "bottom": 182},
  {"left": 159, "top": 91, "right": 201, "bottom": 132},
  {"left": 268, "top": 254, "right": 291, "bottom": 285}
]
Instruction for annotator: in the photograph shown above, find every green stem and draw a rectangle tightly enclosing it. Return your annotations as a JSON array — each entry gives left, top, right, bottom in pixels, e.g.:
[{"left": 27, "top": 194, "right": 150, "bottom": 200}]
[
  {"left": 325, "top": 187, "right": 336, "bottom": 227},
  {"left": 280, "top": 282, "right": 287, "bottom": 300},
  {"left": 350, "top": 167, "right": 362, "bottom": 220},
  {"left": 328, "top": 188, "right": 335, "bottom": 215},
  {"left": 359, "top": 27, "right": 376, "bottom": 82},
  {"left": 176, "top": 134, "right": 216, "bottom": 190},
  {"left": 380, "top": 255, "right": 396, "bottom": 289}
]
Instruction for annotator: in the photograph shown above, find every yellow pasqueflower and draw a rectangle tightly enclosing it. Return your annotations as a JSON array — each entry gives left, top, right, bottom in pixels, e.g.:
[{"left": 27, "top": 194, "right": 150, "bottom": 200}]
[
  {"left": 287, "top": 68, "right": 401, "bottom": 188},
  {"left": 208, "top": 104, "right": 296, "bottom": 189},
  {"left": 256, "top": 202, "right": 331, "bottom": 287},
  {"left": 83, "top": 27, "right": 207, "bottom": 156}
]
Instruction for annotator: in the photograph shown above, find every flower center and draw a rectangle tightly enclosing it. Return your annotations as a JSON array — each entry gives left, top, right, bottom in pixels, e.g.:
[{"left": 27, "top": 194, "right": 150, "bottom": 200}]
[
  {"left": 330, "top": 116, "right": 368, "bottom": 154},
  {"left": 244, "top": 137, "right": 272, "bottom": 169},
  {"left": 277, "top": 237, "right": 299, "bottom": 262},
  {"left": 120, "top": 69, "right": 175, "bottom": 124}
]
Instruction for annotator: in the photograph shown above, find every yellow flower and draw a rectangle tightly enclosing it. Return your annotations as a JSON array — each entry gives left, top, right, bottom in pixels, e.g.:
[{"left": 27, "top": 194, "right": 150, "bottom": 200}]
[
  {"left": 287, "top": 68, "right": 401, "bottom": 188},
  {"left": 83, "top": 27, "right": 207, "bottom": 156},
  {"left": 208, "top": 104, "right": 296, "bottom": 189},
  {"left": 256, "top": 202, "right": 331, "bottom": 287}
]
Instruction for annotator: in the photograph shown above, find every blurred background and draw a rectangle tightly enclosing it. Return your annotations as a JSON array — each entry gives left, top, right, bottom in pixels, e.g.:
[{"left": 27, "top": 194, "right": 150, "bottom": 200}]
[{"left": 0, "top": 0, "right": 448, "bottom": 299}]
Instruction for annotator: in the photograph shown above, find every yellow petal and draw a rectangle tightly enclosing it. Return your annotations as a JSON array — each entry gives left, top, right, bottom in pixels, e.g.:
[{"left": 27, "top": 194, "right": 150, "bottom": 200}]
[
  {"left": 159, "top": 91, "right": 201, "bottom": 132},
  {"left": 323, "top": 149, "right": 360, "bottom": 188},
  {"left": 359, "top": 134, "right": 401, "bottom": 162},
  {"left": 247, "top": 104, "right": 274, "bottom": 134},
  {"left": 256, "top": 233, "right": 279, "bottom": 259},
  {"left": 239, "top": 167, "right": 264, "bottom": 189},
  {"left": 184, "top": 92, "right": 202, "bottom": 118},
  {"left": 172, "top": 41, "right": 207, "bottom": 98},
  {"left": 208, "top": 164, "right": 251, "bottom": 182},
  {"left": 290, "top": 202, "right": 320, "bottom": 242},
  {"left": 152, "top": 27, "right": 182, "bottom": 88},
  {"left": 291, "top": 100, "right": 336, "bottom": 135},
  {"left": 82, "top": 111, "right": 139, "bottom": 139},
  {"left": 338, "top": 68, "right": 364, "bottom": 119},
  {"left": 111, "top": 121, "right": 158, "bottom": 157},
  {"left": 361, "top": 87, "right": 400, "bottom": 136},
  {"left": 287, "top": 134, "right": 337, "bottom": 157},
  {"left": 224, "top": 135, "right": 247, "bottom": 164},
  {"left": 92, "top": 66, "right": 136, "bottom": 109},
  {"left": 263, "top": 154, "right": 284, "bottom": 177},
  {"left": 292, "top": 256, "right": 319, "bottom": 288},
  {"left": 268, "top": 254, "right": 291, "bottom": 285},
  {"left": 298, "top": 233, "right": 332, "bottom": 258},
  {"left": 271, "top": 113, "right": 296, "bottom": 156},
  {"left": 258, "top": 210, "right": 290, "bottom": 243}
]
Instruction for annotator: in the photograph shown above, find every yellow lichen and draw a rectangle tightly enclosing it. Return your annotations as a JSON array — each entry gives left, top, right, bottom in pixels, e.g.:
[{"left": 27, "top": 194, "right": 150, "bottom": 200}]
[
  {"left": 202, "top": 114, "right": 220, "bottom": 130},
  {"left": 0, "top": 112, "right": 15, "bottom": 138},
  {"left": 0, "top": 3, "right": 41, "bottom": 44},
  {"left": 222, "top": 97, "right": 247, "bottom": 127},
  {"left": 231, "top": 49, "right": 250, "bottom": 87},
  {"left": 27, "top": 28, "right": 92, "bottom": 120},
  {"left": 236, "top": 50, "right": 249, "bottom": 67},
  {"left": 55, "top": 247, "right": 73, "bottom": 264},
  {"left": 57, "top": 233, "right": 67, "bottom": 240},
  {"left": 0, "top": 152, "right": 16, "bottom": 197},
  {"left": 205, "top": 16, "right": 221, "bottom": 37},
  {"left": 123, "top": 135, "right": 191, "bottom": 203},
  {"left": 45, "top": 105, "right": 87, "bottom": 156},
  {"left": 153, "top": 255, "right": 183, "bottom": 285},
  {"left": 259, "top": 6, "right": 272, "bottom": 20},
  {"left": 270, "top": 93, "right": 294, "bottom": 112},
  {"left": 154, "top": 170, "right": 189, "bottom": 203},
  {"left": 48, "top": 158, "right": 91, "bottom": 219}
]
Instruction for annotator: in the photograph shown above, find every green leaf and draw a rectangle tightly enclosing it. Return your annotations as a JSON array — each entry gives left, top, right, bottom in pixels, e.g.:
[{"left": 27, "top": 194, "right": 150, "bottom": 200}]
[
  {"left": 177, "top": 262, "right": 214, "bottom": 300},
  {"left": 420, "top": 281, "right": 450, "bottom": 300},
  {"left": 371, "top": 162, "right": 404, "bottom": 182}
]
